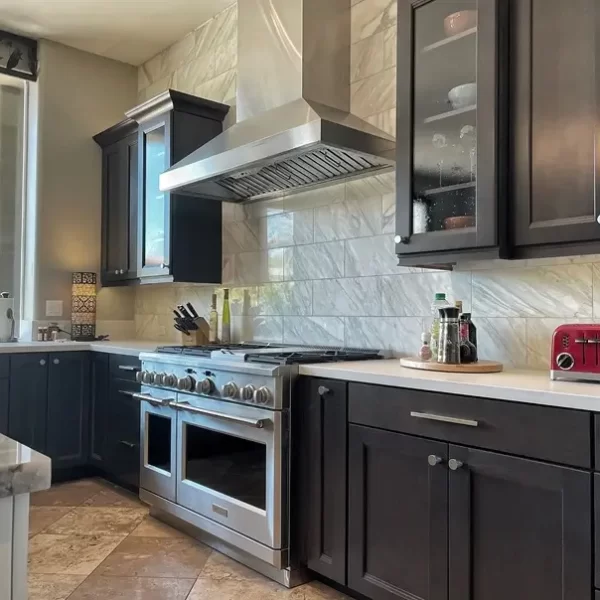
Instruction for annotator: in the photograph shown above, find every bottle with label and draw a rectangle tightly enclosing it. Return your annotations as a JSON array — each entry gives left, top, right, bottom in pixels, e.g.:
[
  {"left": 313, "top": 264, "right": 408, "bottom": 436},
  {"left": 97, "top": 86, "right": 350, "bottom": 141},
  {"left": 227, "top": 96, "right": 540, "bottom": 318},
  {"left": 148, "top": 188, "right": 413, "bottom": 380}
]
[
  {"left": 221, "top": 289, "right": 231, "bottom": 344},
  {"left": 209, "top": 293, "right": 218, "bottom": 343},
  {"left": 430, "top": 293, "right": 450, "bottom": 359},
  {"left": 460, "top": 313, "right": 478, "bottom": 363}
]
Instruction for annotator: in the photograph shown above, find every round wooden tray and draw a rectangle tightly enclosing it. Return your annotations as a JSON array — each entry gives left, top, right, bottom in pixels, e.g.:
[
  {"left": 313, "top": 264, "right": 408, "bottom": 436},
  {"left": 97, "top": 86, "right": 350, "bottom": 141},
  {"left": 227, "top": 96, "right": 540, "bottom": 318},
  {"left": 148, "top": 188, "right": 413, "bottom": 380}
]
[{"left": 399, "top": 357, "right": 504, "bottom": 373}]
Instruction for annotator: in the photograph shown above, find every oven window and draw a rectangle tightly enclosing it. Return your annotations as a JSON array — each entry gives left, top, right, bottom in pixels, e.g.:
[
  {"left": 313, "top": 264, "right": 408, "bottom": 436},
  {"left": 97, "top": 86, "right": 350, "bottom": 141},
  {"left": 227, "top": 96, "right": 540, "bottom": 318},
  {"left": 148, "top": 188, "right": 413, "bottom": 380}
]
[
  {"left": 147, "top": 414, "right": 171, "bottom": 473},
  {"left": 184, "top": 424, "right": 267, "bottom": 510}
]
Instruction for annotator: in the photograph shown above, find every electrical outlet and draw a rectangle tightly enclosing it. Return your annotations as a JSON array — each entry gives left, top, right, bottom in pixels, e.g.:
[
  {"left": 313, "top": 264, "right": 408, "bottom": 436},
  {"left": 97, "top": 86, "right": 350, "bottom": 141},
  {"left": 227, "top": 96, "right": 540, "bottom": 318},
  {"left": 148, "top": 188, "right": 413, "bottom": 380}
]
[{"left": 46, "top": 300, "right": 63, "bottom": 317}]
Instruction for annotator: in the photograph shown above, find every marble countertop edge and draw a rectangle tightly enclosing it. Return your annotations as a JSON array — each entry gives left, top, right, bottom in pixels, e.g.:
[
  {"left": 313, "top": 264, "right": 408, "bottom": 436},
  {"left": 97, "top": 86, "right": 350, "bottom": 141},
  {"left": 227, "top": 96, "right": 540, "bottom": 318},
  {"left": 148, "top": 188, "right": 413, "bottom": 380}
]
[{"left": 0, "top": 434, "right": 51, "bottom": 498}]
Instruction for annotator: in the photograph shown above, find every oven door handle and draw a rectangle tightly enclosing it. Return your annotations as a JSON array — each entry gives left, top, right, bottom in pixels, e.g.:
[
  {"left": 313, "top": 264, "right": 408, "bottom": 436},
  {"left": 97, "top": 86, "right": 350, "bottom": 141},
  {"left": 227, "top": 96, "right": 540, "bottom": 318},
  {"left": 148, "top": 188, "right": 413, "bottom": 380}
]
[
  {"left": 169, "top": 401, "right": 270, "bottom": 429},
  {"left": 120, "top": 391, "right": 173, "bottom": 407}
]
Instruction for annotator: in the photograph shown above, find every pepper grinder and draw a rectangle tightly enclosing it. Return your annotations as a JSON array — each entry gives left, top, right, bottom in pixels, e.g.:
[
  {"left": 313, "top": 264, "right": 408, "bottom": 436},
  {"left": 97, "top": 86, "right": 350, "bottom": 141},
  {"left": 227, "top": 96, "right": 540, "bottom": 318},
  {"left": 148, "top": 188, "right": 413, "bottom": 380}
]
[{"left": 437, "top": 306, "right": 461, "bottom": 364}]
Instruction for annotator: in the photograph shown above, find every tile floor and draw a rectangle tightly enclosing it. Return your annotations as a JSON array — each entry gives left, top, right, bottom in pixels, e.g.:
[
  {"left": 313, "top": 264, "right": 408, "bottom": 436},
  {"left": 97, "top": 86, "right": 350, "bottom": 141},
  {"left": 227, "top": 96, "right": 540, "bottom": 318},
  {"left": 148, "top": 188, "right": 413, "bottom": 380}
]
[{"left": 28, "top": 478, "right": 349, "bottom": 600}]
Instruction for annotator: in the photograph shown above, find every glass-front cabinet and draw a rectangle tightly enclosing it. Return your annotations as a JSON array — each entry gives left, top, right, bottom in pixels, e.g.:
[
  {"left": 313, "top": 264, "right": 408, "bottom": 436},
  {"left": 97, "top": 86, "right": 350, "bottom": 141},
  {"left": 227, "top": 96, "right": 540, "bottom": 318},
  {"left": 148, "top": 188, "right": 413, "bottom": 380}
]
[
  {"left": 396, "top": 0, "right": 506, "bottom": 264},
  {"left": 138, "top": 117, "right": 171, "bottom": 279}
]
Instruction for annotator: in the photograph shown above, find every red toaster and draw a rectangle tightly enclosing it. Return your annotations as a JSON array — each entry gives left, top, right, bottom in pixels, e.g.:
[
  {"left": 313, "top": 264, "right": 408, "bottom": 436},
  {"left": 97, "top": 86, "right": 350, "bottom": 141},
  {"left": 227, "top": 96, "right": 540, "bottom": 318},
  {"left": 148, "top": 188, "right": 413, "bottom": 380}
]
[{"left": 551, "top": 324, "right": 600, "bottom": 382}]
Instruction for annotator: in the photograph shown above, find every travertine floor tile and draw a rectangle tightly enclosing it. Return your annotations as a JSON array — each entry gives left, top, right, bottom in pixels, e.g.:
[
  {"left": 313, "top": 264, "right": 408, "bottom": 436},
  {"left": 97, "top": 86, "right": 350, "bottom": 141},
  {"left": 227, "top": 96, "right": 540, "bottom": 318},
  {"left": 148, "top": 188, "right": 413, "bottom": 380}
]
[
  {"left": 29, "top": 507, "right": 73, "bottom": 537},
  {"left": 289, "top": 580, "right": 351, "bottom": 599},
  {"left": 66, "top": 575, "right": 195, "bottom": 599},
  {"left": 28, "top": 533, "right": 125, "bottom": 575},
  {"left": 187, "top": 576, "right": 284, "bottom": 600},
  {"left": 95, "top": 535, "right": 212, "bottom": 578},
  {"left": 200, "top": 550, "right": 266, "bottom": 581},
  {"left": 83, "top": 485, "right": 147, "bottom": 509},
  {"left": 28, "top": 574, "right": 86, "bottom": 600},
  {"left": 45, "top": 507, "right": 147, "bottom": 536},
  {"left": 31, "top": 479, "right": 106, "bottom": 507},
  {"left": 129, "top": 515, "right": 189, "bottom": 539}
]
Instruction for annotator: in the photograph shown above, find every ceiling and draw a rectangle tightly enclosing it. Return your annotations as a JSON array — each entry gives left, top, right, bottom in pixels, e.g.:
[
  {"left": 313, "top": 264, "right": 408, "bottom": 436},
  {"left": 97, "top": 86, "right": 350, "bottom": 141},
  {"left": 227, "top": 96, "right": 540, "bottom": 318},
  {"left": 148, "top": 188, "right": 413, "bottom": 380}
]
[{"left": 0, "top": 0, "right": 234, "bottom": 66}]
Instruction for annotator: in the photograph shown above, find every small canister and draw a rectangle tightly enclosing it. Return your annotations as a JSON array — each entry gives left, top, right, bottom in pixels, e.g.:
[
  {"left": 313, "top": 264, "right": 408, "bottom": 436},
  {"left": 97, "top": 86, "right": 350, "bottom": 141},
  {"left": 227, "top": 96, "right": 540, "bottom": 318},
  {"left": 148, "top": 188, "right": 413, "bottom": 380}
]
[{"left": 437, "top": 307, "right": 461, "bottom": 364}]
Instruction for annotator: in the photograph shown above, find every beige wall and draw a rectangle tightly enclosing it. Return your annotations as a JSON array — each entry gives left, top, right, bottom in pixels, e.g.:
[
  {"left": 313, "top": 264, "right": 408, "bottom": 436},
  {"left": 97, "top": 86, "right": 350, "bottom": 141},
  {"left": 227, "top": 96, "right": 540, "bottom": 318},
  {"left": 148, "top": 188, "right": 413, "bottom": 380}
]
[{"left": 31, "top": 40, "right": 137, "bottom": 325}]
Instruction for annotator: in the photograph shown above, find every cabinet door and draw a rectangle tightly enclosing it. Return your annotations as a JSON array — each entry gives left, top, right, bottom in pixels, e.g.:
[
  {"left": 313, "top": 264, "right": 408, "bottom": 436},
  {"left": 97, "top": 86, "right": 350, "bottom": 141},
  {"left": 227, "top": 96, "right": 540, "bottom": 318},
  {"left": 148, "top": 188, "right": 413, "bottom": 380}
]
[
  {"left": 46, "top": 353, "right": 90, "bottom": 469},
  {"left": 449, "top": 446, "right": 591, "bottom": 600},
  {"left": 138, "top": 114, "right": 171, "bottom": 280},
  {"left": 512, "top": 0, "right": 600, "bottom": 252},
  {"left": 0, "top": 379, "right": 7, "bottom": 435},
  {"left": 293, "top": 378, "right": 347, "bottom": 585},
  {"left": 396, "top": 0, "right": 505, "bottom": 258},
  {"left": 89, "top": 353, "right": 109, "bottom": 467},
  {"left": 8, "top": 354, "right": 48, "bottom": 453},
  {"left": 348, "top": 425, "right": 448, "bottom": 600}
]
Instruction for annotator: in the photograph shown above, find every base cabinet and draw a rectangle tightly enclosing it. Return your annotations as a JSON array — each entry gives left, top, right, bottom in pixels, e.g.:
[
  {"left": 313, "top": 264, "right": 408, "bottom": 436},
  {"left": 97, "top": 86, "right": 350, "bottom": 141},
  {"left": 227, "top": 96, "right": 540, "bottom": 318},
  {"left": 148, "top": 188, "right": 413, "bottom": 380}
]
[
  {"left": 0, "top": 378, "right": 8, "bottom": 436},
  {"left": 89, "top": 353, "right": 109, "bottom": 466},
  {"left": 348, "top": 425, "right": 448, "bottom": 600}
]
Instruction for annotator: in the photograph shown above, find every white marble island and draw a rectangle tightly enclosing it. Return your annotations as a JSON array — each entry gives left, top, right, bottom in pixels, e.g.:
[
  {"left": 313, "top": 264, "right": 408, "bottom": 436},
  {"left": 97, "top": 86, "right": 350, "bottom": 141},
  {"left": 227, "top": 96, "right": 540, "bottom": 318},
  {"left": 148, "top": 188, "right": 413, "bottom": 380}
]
[{"left": 0, "top": 434, "right": 51, "bottom": 599}]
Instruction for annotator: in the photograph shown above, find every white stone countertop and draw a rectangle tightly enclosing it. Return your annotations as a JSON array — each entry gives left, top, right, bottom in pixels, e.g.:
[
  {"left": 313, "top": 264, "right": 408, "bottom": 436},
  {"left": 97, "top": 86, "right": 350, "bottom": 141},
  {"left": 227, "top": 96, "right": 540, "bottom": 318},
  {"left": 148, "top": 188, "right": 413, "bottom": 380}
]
[
  {"left": 298, "top": 360, "right": 600, "bottom": 412},
  {"left": 0, "top": 434, "right": 51, "bottom": 498},
  {"left": 0, "top": 340, "right": 160, "bottom": 357}
]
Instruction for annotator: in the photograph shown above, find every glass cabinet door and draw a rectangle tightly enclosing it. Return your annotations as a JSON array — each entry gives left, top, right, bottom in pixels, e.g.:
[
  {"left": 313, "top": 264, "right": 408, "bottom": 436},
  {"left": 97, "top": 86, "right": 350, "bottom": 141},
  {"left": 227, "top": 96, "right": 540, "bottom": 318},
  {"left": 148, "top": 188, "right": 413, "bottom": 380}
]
[
  {"left": 139, "top": 118, "right": 171, "bottom": 276},
  {"left": 396, "top": 0, "right": 502, "bottom": 256}
]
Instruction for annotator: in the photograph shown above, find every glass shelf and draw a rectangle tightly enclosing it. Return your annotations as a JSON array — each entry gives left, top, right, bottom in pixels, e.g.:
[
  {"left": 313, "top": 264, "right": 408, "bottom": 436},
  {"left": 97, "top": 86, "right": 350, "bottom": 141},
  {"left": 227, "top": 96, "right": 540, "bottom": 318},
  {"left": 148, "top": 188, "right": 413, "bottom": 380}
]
[
  {"left": 421, "top": 27, "right": 477, "bottom": 53},
  {"left": 422, "top": 181, "right": 476, "bottom": 197},
  {"left": 424, "top": 104, "right": 477, "bottom": 124}
]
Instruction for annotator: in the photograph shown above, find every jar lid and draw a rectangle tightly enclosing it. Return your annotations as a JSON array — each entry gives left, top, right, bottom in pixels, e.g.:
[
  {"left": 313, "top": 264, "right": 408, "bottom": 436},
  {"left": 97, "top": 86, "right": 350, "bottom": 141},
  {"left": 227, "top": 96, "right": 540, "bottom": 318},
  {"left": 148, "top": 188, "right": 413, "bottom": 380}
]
[{"left": 434, "top": 293, "right": 446, "bottom": 301}]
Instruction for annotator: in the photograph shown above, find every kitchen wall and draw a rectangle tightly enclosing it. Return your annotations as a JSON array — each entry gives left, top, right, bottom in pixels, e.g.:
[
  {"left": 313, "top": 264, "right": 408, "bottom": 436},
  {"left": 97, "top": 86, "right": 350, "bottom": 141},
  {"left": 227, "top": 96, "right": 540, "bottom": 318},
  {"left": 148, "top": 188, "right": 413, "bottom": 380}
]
[
  {"left": 26, "top": 40, "right": 137, "bottom": 339},
  {"left": 134, "top": 0, "right": 600, "bottom": 369}
]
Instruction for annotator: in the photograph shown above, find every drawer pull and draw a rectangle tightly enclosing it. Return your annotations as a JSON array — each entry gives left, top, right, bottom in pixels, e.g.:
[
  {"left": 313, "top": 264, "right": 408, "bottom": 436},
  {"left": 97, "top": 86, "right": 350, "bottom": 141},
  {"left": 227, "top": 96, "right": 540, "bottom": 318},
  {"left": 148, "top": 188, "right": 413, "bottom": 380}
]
[
  {"left": 427, "top": 455, "right": 443, "bottom": 467},
  {"left": 317, "top": 386, "right": 330, "bottom": 396},
  {"left": 118, "top": 365, "right": 140, "bottom": 372},
  {"left": 410, "top": 411, "right": 479, "bottom": 428},
  {"left": 448, "top": 459, "right": 464, "bottom": 471}
]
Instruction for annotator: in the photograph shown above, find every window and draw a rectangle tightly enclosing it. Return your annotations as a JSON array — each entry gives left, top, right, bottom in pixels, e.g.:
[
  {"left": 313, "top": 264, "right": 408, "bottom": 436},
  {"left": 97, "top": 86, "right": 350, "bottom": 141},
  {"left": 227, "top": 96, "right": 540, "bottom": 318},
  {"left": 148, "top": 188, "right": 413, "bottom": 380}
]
[{"left": 0, "top": 75, "right": 26, "bottom": 303}]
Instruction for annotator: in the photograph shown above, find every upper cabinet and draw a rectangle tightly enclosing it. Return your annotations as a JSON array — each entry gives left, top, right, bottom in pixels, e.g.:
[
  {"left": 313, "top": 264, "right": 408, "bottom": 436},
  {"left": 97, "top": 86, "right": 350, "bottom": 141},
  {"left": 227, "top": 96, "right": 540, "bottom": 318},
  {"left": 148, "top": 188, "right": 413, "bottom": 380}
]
[
  {"left": 396, "top": 0, "right": 507, "bottom": 265},
  {"left": 94, "top": 119, "right": 139, "bottom": 286},
  {"left": 510, "top": 0, "right": 600, "bottom": 257},
  {"left": 95, "top": 90, "right": 229, "bottom": 286}
]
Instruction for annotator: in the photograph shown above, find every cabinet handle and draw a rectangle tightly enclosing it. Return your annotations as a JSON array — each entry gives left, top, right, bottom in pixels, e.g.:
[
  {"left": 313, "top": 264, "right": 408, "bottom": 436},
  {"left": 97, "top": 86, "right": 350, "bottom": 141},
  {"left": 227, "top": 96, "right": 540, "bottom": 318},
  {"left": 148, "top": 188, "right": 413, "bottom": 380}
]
[
  {"left": 118, "top": 365, "right": 140, "bottom": 372},
  {"left": 394, "top": 235, "right": 411, "bottom": 244},
  {"left": 427, "top": 455, "right": 443, "bottom": 467},
  {"left": 114, "top": 270, "right": 119, "bottom": 275},
  {"left": 39, "top": 359, "right": 46, "bottom": 366},
  {"left": 160, "top": 263, "right": 169, "bottom": 270},
  {"left": 448, "top": 459, "right": 464, "bottom": 471},
  {"left": 119, "top": 440, "right": 136, "bottom": 449},
  {"left": 317, "top": 386, "right": 330, "bottom": 396},
  {"left": 410, "top": 411, "right": 479, "bottom": 427},
  {"left": 119, "top": 269, "right": 125, "bottom": 275},
  {"left": 53, "top": 358, "right": 59, "bottom": 365}
]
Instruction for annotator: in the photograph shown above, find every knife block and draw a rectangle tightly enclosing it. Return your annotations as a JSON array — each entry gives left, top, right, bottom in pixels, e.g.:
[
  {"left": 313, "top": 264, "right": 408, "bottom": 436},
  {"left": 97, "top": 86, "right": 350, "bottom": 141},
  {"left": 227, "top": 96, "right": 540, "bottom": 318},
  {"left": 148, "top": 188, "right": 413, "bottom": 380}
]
[{"left": 180, "top": 318, "right": 209, "bottom": 346}]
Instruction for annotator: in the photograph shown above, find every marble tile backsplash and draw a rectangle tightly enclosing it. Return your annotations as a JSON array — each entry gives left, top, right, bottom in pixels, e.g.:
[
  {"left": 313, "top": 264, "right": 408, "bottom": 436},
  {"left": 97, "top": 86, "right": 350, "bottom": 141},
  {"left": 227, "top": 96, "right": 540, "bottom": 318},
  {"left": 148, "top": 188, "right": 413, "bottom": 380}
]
[{"left": 134, "top": 0, "right": 600, "bottom": 369}]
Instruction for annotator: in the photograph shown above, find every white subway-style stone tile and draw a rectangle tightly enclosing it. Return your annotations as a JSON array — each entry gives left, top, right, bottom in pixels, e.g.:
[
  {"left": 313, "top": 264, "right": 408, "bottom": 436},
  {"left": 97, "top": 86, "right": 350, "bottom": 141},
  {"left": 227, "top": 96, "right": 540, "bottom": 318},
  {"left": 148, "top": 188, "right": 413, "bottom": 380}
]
[{"left": 313, "top": 277, "right": 382, "bottom": 316}]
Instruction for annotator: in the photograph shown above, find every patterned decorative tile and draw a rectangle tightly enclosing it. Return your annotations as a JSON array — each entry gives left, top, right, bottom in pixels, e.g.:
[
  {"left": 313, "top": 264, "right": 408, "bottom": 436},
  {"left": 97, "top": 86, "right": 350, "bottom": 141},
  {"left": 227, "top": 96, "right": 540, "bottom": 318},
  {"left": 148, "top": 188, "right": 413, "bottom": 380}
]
[
  {"left": 284, "top": 242, "right": 345, "bottom": 280},
  {"left": 284, "top": 317, "right": 345, "bottom": 346},
  {"left": 313, "top": 277, "right": 382, "bottom": 316},
  {"left": 351, "top": 32, "right": 384, "bottom": 82},
  {"left": 472, "top": 264, "right": 593, "bottom": 318},
  {"left": 258, "top": 282, "right": 312, "bottom": 316}
]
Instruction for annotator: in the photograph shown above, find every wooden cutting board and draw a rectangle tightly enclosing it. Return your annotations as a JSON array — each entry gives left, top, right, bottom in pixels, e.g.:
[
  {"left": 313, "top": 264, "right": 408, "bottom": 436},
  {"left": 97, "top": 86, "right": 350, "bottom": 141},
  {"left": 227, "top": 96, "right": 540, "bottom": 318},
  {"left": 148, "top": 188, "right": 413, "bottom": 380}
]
[{"left": 399, "top": 357, "right": 504, "bottom": 373}]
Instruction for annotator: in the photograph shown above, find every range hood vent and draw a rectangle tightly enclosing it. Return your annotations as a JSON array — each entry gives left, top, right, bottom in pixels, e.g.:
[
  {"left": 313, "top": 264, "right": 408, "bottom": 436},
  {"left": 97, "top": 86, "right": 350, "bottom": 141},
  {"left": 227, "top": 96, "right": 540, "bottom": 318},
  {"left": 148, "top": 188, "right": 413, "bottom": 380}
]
[{"left": 160, "top": 0, "right": 395, "bottom": 203}]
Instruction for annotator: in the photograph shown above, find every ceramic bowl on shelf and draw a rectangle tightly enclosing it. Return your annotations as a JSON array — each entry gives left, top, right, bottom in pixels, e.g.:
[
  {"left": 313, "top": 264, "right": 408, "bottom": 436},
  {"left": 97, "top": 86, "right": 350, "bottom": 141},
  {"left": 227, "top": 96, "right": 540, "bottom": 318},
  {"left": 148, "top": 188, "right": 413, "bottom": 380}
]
[
  {"left": 448, "top": 83, "right": 477, "bottom": 110},
  {"left": 444, "top": 216, "right": 476, "bottom": 230},
  {"left": 444, "top": 10, "right": 478, "bottom": 37}
]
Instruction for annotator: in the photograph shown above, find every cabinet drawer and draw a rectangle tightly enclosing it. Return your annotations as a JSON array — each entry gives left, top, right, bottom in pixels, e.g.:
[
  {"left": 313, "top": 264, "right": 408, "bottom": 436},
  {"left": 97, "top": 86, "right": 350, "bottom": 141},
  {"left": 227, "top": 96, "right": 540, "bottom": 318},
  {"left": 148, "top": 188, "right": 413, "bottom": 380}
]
[
  {"left": 349, "top": 383, "right": 591, "bottom": 468},
  {"left": 109, "top": 354, "right": 141, "bottom": 381},
  {"left": 0, "top": 356, "right": 7, "bottom": 379},
  {"left": 594, "top": 415, "right": 600, "bottom": 471}
]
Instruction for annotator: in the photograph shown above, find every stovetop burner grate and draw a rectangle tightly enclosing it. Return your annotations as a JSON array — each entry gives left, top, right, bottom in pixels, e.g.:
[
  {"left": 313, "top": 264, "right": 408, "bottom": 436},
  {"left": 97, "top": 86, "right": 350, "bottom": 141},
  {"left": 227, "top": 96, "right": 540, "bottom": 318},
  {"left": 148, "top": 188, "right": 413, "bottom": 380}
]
[
  {"left": 156, "top": 343, "right": 273, "bottom": 357},
  {"left": 245, "top": 349, "right": 383, "bottom": 365}
]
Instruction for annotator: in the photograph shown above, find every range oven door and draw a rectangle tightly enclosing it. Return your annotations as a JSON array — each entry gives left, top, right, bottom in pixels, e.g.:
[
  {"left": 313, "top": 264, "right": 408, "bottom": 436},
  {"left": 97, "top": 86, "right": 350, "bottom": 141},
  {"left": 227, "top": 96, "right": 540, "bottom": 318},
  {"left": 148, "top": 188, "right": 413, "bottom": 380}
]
[
  {"left": 172, "top": 394, "right": 284, "bottom": 550},
  {"left": 139, "top": 388, "right": 178, "bottom": 503}
]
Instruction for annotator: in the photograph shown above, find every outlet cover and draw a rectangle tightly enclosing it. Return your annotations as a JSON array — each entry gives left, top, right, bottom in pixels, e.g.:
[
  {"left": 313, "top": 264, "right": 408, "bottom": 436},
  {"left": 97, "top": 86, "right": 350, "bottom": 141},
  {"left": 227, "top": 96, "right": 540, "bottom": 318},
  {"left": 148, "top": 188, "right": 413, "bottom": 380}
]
[{"left": 46, "top": 300, "right": 63, "bottom": 317}]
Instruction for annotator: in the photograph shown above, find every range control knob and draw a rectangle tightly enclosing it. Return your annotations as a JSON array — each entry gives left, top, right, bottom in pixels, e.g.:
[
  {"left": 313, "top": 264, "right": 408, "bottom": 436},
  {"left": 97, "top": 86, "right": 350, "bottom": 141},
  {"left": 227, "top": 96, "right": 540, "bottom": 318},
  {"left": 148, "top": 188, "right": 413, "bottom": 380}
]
[
  {"left": 141, "top": 371, "right": 154, "bottom": 385},
  {"left": 177, "top": 376, "right": 195, "bottom": 392},
  {"left": 222, "top": 381, "right": 239, "bottom": 398},
  {"left": 241, "top": 384, "right": 256, "bottom": 401},
  {"left": 163, "top": 374, "right": 177, "bottom": 387},
  {"left": 556, "top": 352, "right": 575, "bottom": 371},
  {"left": 196, "top": 378, "right": 215, "bottom": 395},
  {"left": 254, "top": 386, "right": 272, "bottom": 405},
  {"left": 135, "top": 370, "right": 144, "bottom": 384},
  {"left": 155, "top": 372, "right": 167, "bottom": 386}
]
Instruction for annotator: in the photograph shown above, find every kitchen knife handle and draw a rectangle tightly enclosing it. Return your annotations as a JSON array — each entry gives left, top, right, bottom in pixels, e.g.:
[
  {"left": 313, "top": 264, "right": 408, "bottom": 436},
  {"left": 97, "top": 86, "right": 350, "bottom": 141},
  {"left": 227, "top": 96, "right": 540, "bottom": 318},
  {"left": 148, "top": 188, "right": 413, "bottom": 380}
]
[{"left": 186, "top": 302, "right": 199, "bottom": 318}]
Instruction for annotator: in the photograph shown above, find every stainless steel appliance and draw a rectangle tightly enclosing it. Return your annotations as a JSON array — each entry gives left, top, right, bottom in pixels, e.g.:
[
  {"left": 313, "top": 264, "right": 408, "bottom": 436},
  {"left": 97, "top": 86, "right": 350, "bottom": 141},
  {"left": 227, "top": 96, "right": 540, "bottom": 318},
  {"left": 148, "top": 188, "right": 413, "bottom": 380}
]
[
  {"left": 159, "top": 0, "right": 395, "bottom": 203},
  {"left": 135, "top": 344, "right": 381, "bottom": 586}
]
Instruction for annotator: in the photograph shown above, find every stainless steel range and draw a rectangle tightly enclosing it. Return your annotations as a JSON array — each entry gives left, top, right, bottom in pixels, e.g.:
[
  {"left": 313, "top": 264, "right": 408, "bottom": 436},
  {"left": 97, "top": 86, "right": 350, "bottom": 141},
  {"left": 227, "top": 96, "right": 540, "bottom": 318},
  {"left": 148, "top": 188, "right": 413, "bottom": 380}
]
[{"left": 134, "top": 343, "right": 380, "bottom": 587}]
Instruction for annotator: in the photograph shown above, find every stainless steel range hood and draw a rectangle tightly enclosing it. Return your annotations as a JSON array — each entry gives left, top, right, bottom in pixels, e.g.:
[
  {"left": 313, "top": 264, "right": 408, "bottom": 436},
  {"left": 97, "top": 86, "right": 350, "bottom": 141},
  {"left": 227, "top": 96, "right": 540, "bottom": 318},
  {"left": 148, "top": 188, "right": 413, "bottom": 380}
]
[{"left": 159, "top": 0, "right": 395, "bottom": 203}]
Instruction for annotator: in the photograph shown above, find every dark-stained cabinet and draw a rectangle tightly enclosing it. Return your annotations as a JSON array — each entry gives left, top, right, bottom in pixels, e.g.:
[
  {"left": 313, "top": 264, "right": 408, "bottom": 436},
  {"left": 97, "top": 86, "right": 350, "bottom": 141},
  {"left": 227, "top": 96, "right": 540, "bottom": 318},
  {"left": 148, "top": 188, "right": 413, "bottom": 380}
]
[
  {"left": 125, "top": 90, "right": 229, "bottom": 284},
  {"left": 348, "top": 425, "right": 448, "bottom": 600},
  {"left": 294, "top": 378, "right": 348, "bottom": 585},
  {"left": 0, "top": 356, "right": 8, "bottom": 435},
  {"left": 89, "top": 353, "right": 109, "bottom": 466},
  {"left": 94, "top": 119, "right": 138, "bottom": 286},
  {"left": 395, "top": 0, "right": 507, "bottom": 265},
  {"left": 46, "top": 353, "right": 90, "bottom": 470},
  {"left": 511, "top": 0, "right": 600, "bottom": 256},
  {"left": 9, "top": 353, "right": 49, "bottom": 453}
]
